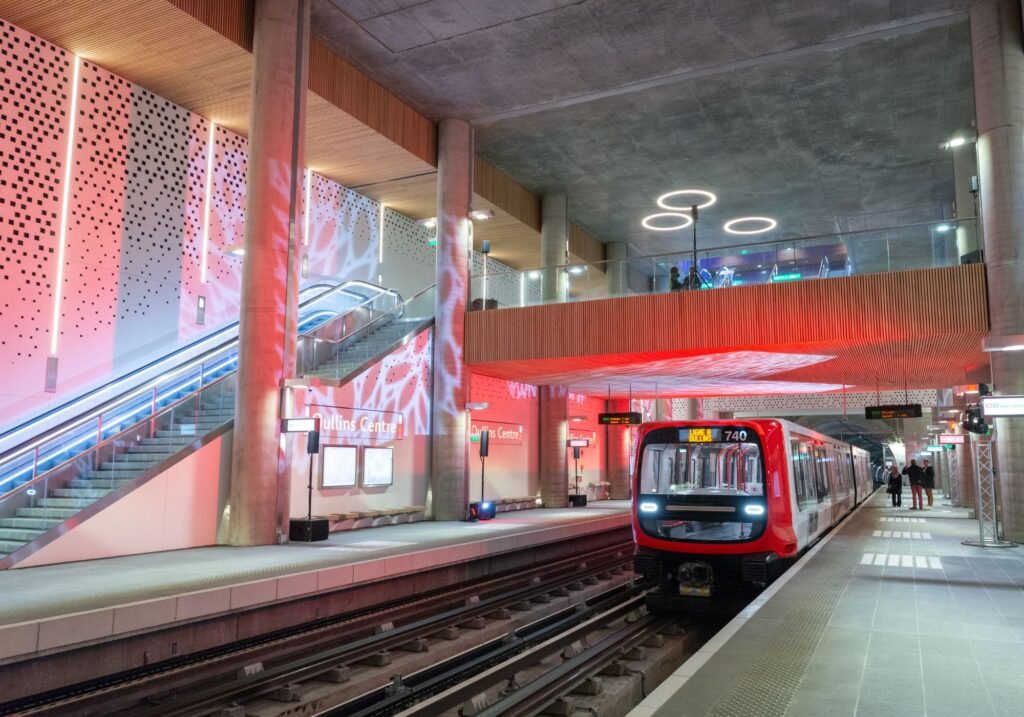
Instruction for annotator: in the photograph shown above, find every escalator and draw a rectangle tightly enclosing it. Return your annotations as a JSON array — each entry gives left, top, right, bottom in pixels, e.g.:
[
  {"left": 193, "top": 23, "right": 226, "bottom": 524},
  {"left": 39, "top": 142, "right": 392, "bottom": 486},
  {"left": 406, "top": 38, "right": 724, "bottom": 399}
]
[{"left": 0, "top": 282, "right": 434, "bottom": 567}]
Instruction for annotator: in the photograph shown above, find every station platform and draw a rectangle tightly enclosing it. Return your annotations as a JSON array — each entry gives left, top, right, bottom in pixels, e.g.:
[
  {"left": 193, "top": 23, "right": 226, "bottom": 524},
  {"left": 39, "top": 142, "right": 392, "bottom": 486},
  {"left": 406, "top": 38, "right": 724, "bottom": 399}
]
[
  {"left": 631, "top": 492, "right": 1024, "bottom": 717},
  {"left": 0, "top": 501, "right": 629, "bottom": 662}
]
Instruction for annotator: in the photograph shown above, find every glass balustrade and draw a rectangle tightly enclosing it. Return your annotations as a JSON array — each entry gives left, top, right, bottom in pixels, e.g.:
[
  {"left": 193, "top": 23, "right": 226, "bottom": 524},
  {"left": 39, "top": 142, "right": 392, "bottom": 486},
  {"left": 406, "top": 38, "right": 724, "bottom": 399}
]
[{"left": 469, "top": 218, "right": 980, "bottom": 309}]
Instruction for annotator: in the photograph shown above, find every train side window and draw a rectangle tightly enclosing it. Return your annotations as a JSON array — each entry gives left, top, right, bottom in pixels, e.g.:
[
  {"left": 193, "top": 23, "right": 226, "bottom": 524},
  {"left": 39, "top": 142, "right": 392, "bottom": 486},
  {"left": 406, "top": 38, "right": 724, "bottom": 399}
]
[{"left": 791, "top": 439, "right": 813, "bottom": 511}]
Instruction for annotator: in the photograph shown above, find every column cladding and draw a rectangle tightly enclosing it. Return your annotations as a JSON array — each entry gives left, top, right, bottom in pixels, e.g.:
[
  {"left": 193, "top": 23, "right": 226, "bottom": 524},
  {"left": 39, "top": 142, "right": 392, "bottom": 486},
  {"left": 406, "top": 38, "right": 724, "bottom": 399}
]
[
  {"left": 228, "top": 0, "right": 309, "bottom": 545},
  {"left": 606, "top": 398, "right": 632, "bottom": 499},
  {"left": 429, "top": 119, "right": 473, "bottom": 521},
  {"left": 539, "top": 385, "right": 569, "bottom": 507},
  {"left": 540, "top": 194, "right": 568, "bottom": 303},
  {"left": 971, "top": 0, "right": 1024, "bottom": 541}
]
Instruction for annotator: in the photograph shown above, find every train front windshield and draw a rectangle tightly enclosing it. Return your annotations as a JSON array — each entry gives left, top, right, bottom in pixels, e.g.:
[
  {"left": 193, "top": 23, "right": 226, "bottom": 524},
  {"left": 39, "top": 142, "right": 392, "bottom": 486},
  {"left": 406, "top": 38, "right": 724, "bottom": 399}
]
[{"left": 638, "top": 427, "right": 765, "bottom": 542}]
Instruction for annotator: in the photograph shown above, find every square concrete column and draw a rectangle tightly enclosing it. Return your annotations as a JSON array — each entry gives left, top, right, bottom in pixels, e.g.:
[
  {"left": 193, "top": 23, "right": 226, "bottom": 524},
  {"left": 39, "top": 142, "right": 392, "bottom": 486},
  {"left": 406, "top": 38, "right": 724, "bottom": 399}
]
[
  {"left": 539, "top": 385, "right": 569, "bottom": 507},
  {"left": 429, "top": 119, "right": 473, "bottom": 521},
  {"left": 605, "top": 398, "right": 632, "bottom": 499},
  {"left": 228, "top": 0, "right": 309, "bottom": 546}
]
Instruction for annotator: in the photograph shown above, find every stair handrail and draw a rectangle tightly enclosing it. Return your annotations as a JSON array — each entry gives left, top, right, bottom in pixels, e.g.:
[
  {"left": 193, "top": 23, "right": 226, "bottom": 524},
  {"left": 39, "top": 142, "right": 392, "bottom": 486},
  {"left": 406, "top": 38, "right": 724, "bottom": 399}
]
[
  {"left": 0, "top": 281, "right": 398, "bottom": 490},
  {"left": 1, "top": 373, "right": 237, "bottom": 507},
  {"left": 818, "top": 255, "right": 830, "bottom": 278},
  {"left": 300, "top": 283, "right": 435, "bottom": 350}
]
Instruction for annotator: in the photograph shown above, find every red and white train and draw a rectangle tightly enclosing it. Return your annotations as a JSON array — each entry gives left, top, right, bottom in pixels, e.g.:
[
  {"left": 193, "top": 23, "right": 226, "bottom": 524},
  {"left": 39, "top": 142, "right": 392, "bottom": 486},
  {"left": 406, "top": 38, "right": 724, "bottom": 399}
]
[{"left": 631, "top": 419, "right": 871, "bottom": 608}]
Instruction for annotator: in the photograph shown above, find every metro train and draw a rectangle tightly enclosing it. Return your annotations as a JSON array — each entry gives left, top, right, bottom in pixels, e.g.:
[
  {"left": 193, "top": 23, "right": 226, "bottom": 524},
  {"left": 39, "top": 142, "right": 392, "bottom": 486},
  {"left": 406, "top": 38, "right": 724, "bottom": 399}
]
[{"left": 631, "top": 419, "right": 872, "bottom": 609}]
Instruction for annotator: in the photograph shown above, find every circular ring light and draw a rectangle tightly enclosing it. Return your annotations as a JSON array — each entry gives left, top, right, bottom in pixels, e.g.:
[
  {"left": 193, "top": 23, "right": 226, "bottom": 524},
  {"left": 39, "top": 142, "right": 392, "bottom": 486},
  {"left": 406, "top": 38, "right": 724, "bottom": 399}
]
[
  {"left": 657, "top": 189, "right": 717, "bottom": 211},
  {"left": 641, "top": 212, "right": 694, "bottom": 231},
  {"left": 723, "top": 216, "right": 777, "bottom": 235}
]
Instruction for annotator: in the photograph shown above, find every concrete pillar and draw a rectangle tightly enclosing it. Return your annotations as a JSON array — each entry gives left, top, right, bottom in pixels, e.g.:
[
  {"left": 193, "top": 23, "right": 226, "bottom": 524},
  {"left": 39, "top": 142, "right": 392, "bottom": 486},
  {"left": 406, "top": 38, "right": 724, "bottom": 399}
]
[
  {"left": 972, "top": 0, "right": 1024, "bottom": 541},
  {"left": 606, "top": 398, "right": 631, "bottom": 499},
  {"left": 606, "top": 241, "right": 628, "bottom": 296},
  {"left": 654, "top": 399, "right": 672, "bottom": 421},
  {"left": 429, "top": 120, "right": 474, "bottom": 521},
  {"left": 228, "top": 0, "right": 309, "bottom": 546},
  {"left": 541, "top": 194, "right": 568, "bottom": 303},
  {"left": 539, "top": 385, "right": 569, "bottom": 507}
]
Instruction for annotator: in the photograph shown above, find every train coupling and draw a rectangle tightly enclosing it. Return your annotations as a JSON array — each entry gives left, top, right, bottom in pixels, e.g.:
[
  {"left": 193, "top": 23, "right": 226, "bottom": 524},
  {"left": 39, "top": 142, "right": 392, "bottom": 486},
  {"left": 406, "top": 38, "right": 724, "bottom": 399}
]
[{"left": 677, "top": 561, "right": 714, "bottom": 597}]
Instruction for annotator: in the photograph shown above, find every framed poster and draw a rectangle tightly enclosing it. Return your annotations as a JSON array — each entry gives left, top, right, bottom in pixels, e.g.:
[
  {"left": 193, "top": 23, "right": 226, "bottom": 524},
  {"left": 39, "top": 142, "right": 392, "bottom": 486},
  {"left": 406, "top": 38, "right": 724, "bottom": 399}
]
[
  {"left": 321, "top": 445, "right": 357, "bottom": 488},
  {"left": 362, "top": 446, "right": 394, "bottom": 487}
]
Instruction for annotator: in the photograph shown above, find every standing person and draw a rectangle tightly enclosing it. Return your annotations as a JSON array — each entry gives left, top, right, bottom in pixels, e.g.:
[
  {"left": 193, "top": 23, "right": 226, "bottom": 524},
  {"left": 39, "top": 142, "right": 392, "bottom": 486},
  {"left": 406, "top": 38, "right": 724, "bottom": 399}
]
[
  {"left": 902, "top": 459, "right": 924, "bottom": 510},
  {"left": 681, "top": 266, "right": 702, "bottom": 290},
  {"left": 886, "top": 465, "right": 903, "bottom": 508},
  {"left": 669, "top": 266, "right": 684, "bottom": 292},
  {"left": 922, "top": 459, "right": 935, "bottom": 508}
]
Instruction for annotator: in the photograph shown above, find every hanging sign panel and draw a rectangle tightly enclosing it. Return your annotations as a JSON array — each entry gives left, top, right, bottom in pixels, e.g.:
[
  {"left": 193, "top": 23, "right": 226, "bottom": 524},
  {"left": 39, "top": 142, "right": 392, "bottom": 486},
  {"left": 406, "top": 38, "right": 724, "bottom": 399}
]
[
  {"left": 981, "top": 395, "right": 1024, "bottom": 417},
  {"left": 938, "top": 434, "right": 965, "bottom": 445},
  {"left": 598, "top": 412, "right": 643, "bottom": 425},
  {"left": 864, "top": 404, "right": 923, "bottom": 420}
]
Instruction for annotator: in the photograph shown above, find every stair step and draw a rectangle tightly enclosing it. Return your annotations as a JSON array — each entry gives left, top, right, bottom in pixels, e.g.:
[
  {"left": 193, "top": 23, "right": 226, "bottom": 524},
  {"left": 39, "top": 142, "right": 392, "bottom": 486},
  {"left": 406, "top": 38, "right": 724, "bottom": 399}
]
[
  {"left": 50, "top": 487, "right": 113, "bottom": 499},
  {"left": 36, "top": 497, "right": 95, "bottom": 508},
  {"left": 69, "top": 478, "right": 133, "bottom": 490},
  {"left": 100, "top": 461, "right": 158, "bottom": 471},
  {"left": 141, "top": 436, "right": 200, "bottom": 445},
  {"left": 0, "top": 527, "right": 46, "bottom": 542},
  {"left": 155, "top": 430, "right": 206, "bottom": 438},
  {"left": 126, "top": 445, "right": 178, "bottom": 455},
  {"left": 83, "top": 469, "right": 142, "bottom": 479},
  {"left": 0, "top": 517, "right": 64, "bottom": 531},
  {"left": 106, "top": 453, "right": 167, "bottom": 463},
  {"left": 17, "top": 507, "right": 78, "bottom": 520},
  {"left": 0, "top": 540, "right": 27, "bottom": 554}
]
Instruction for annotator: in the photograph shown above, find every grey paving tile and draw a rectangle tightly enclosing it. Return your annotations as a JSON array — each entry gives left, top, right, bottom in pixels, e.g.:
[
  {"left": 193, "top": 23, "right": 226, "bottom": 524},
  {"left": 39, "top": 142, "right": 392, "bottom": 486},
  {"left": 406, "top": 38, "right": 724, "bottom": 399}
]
[
  {"left": 861, "top": 667, "right": 924, "bottom": 705},
  {"left": 866, "top": 648, "right": 921, "bottom": 675},
  {"left": 855, "top": 699, "right": 924, "bottom": 717},
  {"left": 786, "top": 689, "right": 857, "bottom": 717},
  {"left": 653, "top": 674, "right": 720, "bottom": 717},
  {"left": 923, "top": 683, "right": 993, "bottom": 716}
]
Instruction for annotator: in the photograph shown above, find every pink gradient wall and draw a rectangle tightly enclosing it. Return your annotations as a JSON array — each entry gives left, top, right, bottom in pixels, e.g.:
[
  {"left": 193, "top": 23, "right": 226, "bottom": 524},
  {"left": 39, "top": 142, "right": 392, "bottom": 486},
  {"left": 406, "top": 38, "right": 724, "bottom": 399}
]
[{"left": 466, "top": 374, "right": 540, "bottom": 500}]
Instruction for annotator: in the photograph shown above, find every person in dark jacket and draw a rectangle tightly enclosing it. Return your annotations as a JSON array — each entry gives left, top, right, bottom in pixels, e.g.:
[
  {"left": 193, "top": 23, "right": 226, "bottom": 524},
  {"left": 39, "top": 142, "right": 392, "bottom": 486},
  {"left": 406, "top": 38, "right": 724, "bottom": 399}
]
[
  {"left": 886, "top": 465, "right": 902, "bottom": 508},
  {"left": 922, "top": 459, "right": 935, "bottom": 508},
  {"left": 681, "top": 266, "right": 702, "bottom": 290},
  {"left": 669, "top": 266, "right": 684, "bottom": 292},
  {"left": 903, "top": 460, "right": 924, "bottom": 510}
]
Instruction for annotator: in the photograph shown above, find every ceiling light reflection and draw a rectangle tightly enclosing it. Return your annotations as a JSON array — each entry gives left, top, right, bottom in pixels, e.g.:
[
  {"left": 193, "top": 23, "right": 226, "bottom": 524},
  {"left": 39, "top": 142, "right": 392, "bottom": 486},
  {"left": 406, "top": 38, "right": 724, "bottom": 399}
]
[
  {"left": 723, "top": 217, "right": 777, "bottom": 235},
  {"left": 657, "top": 189, "right": 717, "bottom": 211},
  {"left": 641, "top": 212, "right": 694, "bottom": 231}
]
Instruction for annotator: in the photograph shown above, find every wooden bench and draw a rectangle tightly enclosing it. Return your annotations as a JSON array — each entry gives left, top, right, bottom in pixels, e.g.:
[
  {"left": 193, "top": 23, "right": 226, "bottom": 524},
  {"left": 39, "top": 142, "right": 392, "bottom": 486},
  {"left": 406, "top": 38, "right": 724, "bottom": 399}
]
[{"left": 328, "top": 505, "right": 427, "bottom": 531}]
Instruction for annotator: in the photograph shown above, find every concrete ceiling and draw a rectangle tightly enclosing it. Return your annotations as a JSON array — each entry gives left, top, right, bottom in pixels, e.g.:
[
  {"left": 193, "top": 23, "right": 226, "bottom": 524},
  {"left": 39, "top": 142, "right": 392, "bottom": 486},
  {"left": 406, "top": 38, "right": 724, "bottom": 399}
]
[{"left": 312, "top": 0, "right": 975, "bottom": 260}]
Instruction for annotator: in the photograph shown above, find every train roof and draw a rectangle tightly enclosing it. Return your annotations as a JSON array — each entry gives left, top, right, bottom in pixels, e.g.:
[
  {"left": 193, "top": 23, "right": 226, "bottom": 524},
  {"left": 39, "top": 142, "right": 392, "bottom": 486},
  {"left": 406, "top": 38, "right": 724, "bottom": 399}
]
[{"left": 639, "top": 418, "right": 870, "bottom": 457}]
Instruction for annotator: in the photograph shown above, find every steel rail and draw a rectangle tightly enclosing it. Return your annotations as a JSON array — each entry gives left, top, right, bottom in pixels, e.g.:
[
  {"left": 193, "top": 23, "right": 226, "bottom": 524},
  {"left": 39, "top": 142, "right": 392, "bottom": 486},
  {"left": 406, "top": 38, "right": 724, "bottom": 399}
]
[{"left": 3, "top": 539, "right": 632, "bottom": 717}]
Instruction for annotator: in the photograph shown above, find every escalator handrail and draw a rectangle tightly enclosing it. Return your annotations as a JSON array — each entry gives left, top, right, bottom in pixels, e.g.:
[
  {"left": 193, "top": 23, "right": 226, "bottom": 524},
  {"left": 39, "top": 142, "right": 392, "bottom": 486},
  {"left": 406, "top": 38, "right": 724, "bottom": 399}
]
[{"left": 0, "top": 281, "right": 401, "bottom": 469}]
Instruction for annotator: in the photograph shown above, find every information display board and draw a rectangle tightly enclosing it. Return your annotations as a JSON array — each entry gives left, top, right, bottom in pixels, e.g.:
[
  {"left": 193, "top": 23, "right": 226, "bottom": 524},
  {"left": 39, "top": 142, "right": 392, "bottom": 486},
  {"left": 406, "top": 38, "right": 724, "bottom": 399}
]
[
  {"left": 939, "top": 434, "right": 965, "bottom": 445},
  {"left": 362, "top": 446, "right": 394, "bottom": 487},
  {"left": 321, "top": 445, "right": 357, "bottom": 488},
  {"left": 864, "top": 404, "right": 923, "bottom": 420},
  {"left": 981, "top": 395, "right": 1024, "bottom": 417},
  {"left": 598, "top": 412, "right": 643, "bottom": 425}
]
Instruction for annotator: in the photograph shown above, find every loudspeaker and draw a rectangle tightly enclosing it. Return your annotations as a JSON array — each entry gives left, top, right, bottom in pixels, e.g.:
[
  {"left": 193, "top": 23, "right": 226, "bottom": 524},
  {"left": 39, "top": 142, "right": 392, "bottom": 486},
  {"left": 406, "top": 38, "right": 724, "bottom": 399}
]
[
  {"left": 572, "top": 445, "right": 582, "bottom": 460},
  {"left": 289, "top": 517, "right": 329, "bottom": 542},
  {"left": 569, "top": 494, "right": 588, "bottom": 507},
  {"left": 306, "top": 430, "right": 320, "bottom": 454},
  {"left": 481, "top": 239, "right": 491, "bottom": 254},
  {"left": 479, "top": 430, "right": 490, "bottom": 457},
  {"left": 469, "top": 501, "right": 496, "bottom": 520}
]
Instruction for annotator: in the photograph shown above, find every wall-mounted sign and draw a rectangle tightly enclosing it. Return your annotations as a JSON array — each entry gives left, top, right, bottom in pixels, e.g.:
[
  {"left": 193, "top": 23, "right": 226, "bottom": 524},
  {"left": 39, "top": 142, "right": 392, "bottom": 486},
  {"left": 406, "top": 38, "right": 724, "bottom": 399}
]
[
  {"left": 310, "top": 406, "right": 404, "bottom": 440},
  {"left": 281, "top": 417, "right": 319, "bottom": 433},
  {"left": 599, "top": 412, "right": 642, "bottom": 425},
  {"left": 926, "top": 444, "right": 944, "bottom": 452},
  {"left": 938, "top": 434, "right": 965, "bottom": 445},
  {"left": 981, "top": 395, "right": 1024, "bottom": 417},
  {"left": 567, "top": 438, "right": 590, "bottom": 448},
  {"left": 469, "top": 420, "right": 523, "bottom": 445},
  {"left": 363, "top": 446, "right": 394, "bottom": 487},
  {"left": 321, "top": 445, "right": 357, "bottom": 488},
  {"left": 864, "top": 404, "right": 923, "bottom": 420}
]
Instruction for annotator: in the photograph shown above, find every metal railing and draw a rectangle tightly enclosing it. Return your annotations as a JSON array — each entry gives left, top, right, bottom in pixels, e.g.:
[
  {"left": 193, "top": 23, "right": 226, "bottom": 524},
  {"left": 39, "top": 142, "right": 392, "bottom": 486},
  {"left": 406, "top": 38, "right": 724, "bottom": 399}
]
[
  {"left": 0, "top": 281, "right": 399, "bottom": 495},
  {"left": 470, "top": 218, "right": 980, "bottom": 308},
  {"left": 298, "top": 284, "right": 436, "bottom": 381}
]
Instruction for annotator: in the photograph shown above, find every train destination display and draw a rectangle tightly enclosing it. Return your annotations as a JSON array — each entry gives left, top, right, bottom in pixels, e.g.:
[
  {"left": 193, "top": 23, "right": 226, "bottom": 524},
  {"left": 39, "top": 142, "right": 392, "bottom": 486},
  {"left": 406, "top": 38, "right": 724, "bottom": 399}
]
[
  {"left": 679, "top": 427, "right": 752, "bottom": 443},
  {"left": 864, "top": 404, "right": 923, "bottom": 419},
  {"left": 598, "top": 412, "right": 643, "bottom": 425}
]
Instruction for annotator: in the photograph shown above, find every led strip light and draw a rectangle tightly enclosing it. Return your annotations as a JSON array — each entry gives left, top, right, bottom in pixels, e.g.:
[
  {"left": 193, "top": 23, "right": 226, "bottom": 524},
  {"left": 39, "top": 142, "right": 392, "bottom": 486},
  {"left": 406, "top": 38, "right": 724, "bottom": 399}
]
[{"left": 49, "top": 56, "right": 81, "bottom": 356}]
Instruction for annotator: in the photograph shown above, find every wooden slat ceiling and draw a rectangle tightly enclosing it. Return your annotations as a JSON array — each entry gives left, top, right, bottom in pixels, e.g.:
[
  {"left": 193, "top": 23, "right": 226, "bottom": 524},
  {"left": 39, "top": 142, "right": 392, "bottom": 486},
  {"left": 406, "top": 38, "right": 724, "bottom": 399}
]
[
  {"left": 466, "top": 265, "right": 990, "bottom": 397},
  {"left": 0, "top": 0, "right": 601, "bottom": 270}
]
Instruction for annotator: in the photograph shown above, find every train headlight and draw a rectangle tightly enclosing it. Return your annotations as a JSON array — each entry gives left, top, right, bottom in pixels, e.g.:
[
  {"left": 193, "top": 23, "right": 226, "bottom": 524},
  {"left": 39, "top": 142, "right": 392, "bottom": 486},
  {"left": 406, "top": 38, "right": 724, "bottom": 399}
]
[
  {"left": 639, "top": 502, "right": 658, "bottom": 513},
  {"left": 743, "top": 504, "right": 765, "bottom": 517}
]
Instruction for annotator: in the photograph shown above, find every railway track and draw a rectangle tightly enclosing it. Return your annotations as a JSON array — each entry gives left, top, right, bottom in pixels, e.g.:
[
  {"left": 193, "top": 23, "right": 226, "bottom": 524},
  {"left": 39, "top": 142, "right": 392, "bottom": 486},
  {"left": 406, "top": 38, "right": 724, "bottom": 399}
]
[{"left": 2, "top": 541, "right": 635, "bottom": 716}]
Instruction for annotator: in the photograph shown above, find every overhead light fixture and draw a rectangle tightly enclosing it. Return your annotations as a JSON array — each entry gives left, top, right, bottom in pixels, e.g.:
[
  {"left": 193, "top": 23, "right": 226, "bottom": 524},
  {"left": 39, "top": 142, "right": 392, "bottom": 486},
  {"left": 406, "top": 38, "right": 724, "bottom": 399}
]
[
  {"left": 935, "top": 223, "right": 952, "bottom": 233},
  {"left": 527, "top": 270, "right": 541, "bottom": 279},
  {"left": 568, "top": 415, "right": 587, "bottom": 422},
  {"left": 944, "top": 136, "right": 966, "bottom": 149},
  {"left": 723, "top": 217, "right": 777, "bottom": 235},
  {"left": 642, "top": 212, "right": 694, "bottom": 231},
  {"left": 567, "top": 265, "right": 586, "bottom": 275},
  {"left": 225, "top": 245, "right": 245, "bottom": 256},
  {"left": 657, "top": 189, "right": 717, "bottom": 211},
  {"left": 469, "top": 209, "right": 495, "bottom": 222},
  {"left": 418, "top": 217, "right": 437, "bottom": 230},
  {"left": 465, "top": 402, "right": 489, "bottom": 411}
]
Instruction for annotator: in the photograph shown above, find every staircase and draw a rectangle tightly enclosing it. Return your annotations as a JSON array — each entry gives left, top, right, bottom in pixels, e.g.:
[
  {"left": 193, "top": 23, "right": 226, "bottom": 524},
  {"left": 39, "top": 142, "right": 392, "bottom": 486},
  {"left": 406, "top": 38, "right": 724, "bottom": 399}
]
[
  {"left": 0, "top": 391, "right": 235, "bottom": 558},
  {"left": 304, "top": 318, "right": 427, "bottom": 380}
]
